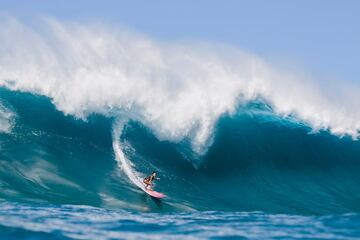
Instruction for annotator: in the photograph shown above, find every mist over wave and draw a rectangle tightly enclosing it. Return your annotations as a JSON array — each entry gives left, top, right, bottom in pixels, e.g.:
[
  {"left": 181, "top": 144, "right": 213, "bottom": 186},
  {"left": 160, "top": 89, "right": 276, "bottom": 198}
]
[{"left": 1, "top": 17, "right": 360, "bottom": 156}]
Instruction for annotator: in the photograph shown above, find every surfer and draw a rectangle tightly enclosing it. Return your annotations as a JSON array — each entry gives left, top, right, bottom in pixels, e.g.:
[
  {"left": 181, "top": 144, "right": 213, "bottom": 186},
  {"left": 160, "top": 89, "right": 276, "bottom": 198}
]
[{"left": 143, "top": 171, "right": 160, "bottom": 190}]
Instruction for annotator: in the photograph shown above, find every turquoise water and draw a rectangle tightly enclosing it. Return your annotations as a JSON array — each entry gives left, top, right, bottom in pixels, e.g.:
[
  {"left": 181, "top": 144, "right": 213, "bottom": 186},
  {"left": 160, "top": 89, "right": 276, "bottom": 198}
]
[{"left": 1, "top": 88, "right": 360, "bottom": 239}]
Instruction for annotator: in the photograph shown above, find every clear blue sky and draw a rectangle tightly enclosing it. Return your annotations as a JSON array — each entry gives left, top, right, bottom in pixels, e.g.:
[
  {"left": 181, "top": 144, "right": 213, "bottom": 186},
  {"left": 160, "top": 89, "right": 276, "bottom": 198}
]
[{"left": 1, "top": 0, "right": 359, "bottom": 82}]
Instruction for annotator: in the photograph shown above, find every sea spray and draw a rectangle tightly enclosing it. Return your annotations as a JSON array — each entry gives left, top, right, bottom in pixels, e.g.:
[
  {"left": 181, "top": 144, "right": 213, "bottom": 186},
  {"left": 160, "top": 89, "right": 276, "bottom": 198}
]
[{"left": 1, "top": 17, "right": 360, "bottom": 157}]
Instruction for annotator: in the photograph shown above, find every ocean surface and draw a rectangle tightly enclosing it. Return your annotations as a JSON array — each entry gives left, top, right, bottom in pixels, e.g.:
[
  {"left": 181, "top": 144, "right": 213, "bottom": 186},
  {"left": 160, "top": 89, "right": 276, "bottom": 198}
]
[{"left": 1, "top": 18, "right": 360, "bottom": 239}]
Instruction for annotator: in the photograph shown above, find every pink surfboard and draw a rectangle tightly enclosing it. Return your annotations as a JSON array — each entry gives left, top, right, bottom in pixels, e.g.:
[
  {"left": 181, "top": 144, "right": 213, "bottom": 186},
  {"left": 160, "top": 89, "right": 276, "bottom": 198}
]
[{"left": 144, "top": 189, "right": 166, "bottom": 199}]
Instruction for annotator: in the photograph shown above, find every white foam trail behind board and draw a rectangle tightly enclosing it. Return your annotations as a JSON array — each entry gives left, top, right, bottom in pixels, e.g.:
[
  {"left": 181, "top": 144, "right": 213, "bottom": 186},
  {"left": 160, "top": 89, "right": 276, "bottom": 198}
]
[{"left": 112, "top": 120, "right": 145, "bottom": 190}]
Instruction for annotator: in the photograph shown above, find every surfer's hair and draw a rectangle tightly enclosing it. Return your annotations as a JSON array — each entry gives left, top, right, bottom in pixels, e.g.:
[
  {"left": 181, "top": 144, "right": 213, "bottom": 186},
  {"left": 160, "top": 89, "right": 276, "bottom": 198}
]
[{"left": 152, "top": 171, "right": 157, "bottom": 174}]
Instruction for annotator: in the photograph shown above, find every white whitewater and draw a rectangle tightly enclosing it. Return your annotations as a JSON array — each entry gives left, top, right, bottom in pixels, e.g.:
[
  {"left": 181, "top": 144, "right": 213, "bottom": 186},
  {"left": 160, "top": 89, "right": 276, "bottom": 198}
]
[
  {"left": 0, "top": 103, "right": 14, "bottom": 134},
  {"left": 112, "top": 120, "right": 145, "bottom": 190},
  {"left": 0, "top": 17, "right": 360, "bottom": 156}
]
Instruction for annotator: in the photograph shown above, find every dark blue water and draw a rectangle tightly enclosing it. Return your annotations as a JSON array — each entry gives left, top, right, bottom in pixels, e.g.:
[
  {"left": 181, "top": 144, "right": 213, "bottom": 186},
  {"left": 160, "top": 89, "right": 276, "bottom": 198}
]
[{"left": 1, "top": 88, "right": 360, "bottom": 239}]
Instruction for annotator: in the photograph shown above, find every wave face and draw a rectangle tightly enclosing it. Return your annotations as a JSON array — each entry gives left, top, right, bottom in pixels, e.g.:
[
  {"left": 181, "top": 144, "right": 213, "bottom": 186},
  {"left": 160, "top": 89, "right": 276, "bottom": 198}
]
[{"left": 1, "top": 88, "right": 360, "bottom": 215}]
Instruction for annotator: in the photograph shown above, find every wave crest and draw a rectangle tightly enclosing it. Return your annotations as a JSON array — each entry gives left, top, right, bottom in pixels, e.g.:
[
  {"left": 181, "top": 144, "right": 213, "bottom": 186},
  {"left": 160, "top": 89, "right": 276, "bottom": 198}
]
[{"left": 0, "top": 17, "right": 359, "bottom": 153}]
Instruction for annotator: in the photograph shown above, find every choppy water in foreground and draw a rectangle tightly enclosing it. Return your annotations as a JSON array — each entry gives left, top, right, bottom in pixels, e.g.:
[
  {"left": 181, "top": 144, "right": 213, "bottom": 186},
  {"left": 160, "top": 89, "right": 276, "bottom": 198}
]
[{"left": 0, "top": 201, "right": 359, "bottom": 240}]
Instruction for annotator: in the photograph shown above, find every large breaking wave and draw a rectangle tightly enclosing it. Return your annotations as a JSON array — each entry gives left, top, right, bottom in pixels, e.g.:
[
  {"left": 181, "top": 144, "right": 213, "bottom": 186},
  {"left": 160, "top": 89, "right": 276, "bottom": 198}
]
[{"left": 0, "top": 17, "right": 360, "bottom": 215}]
